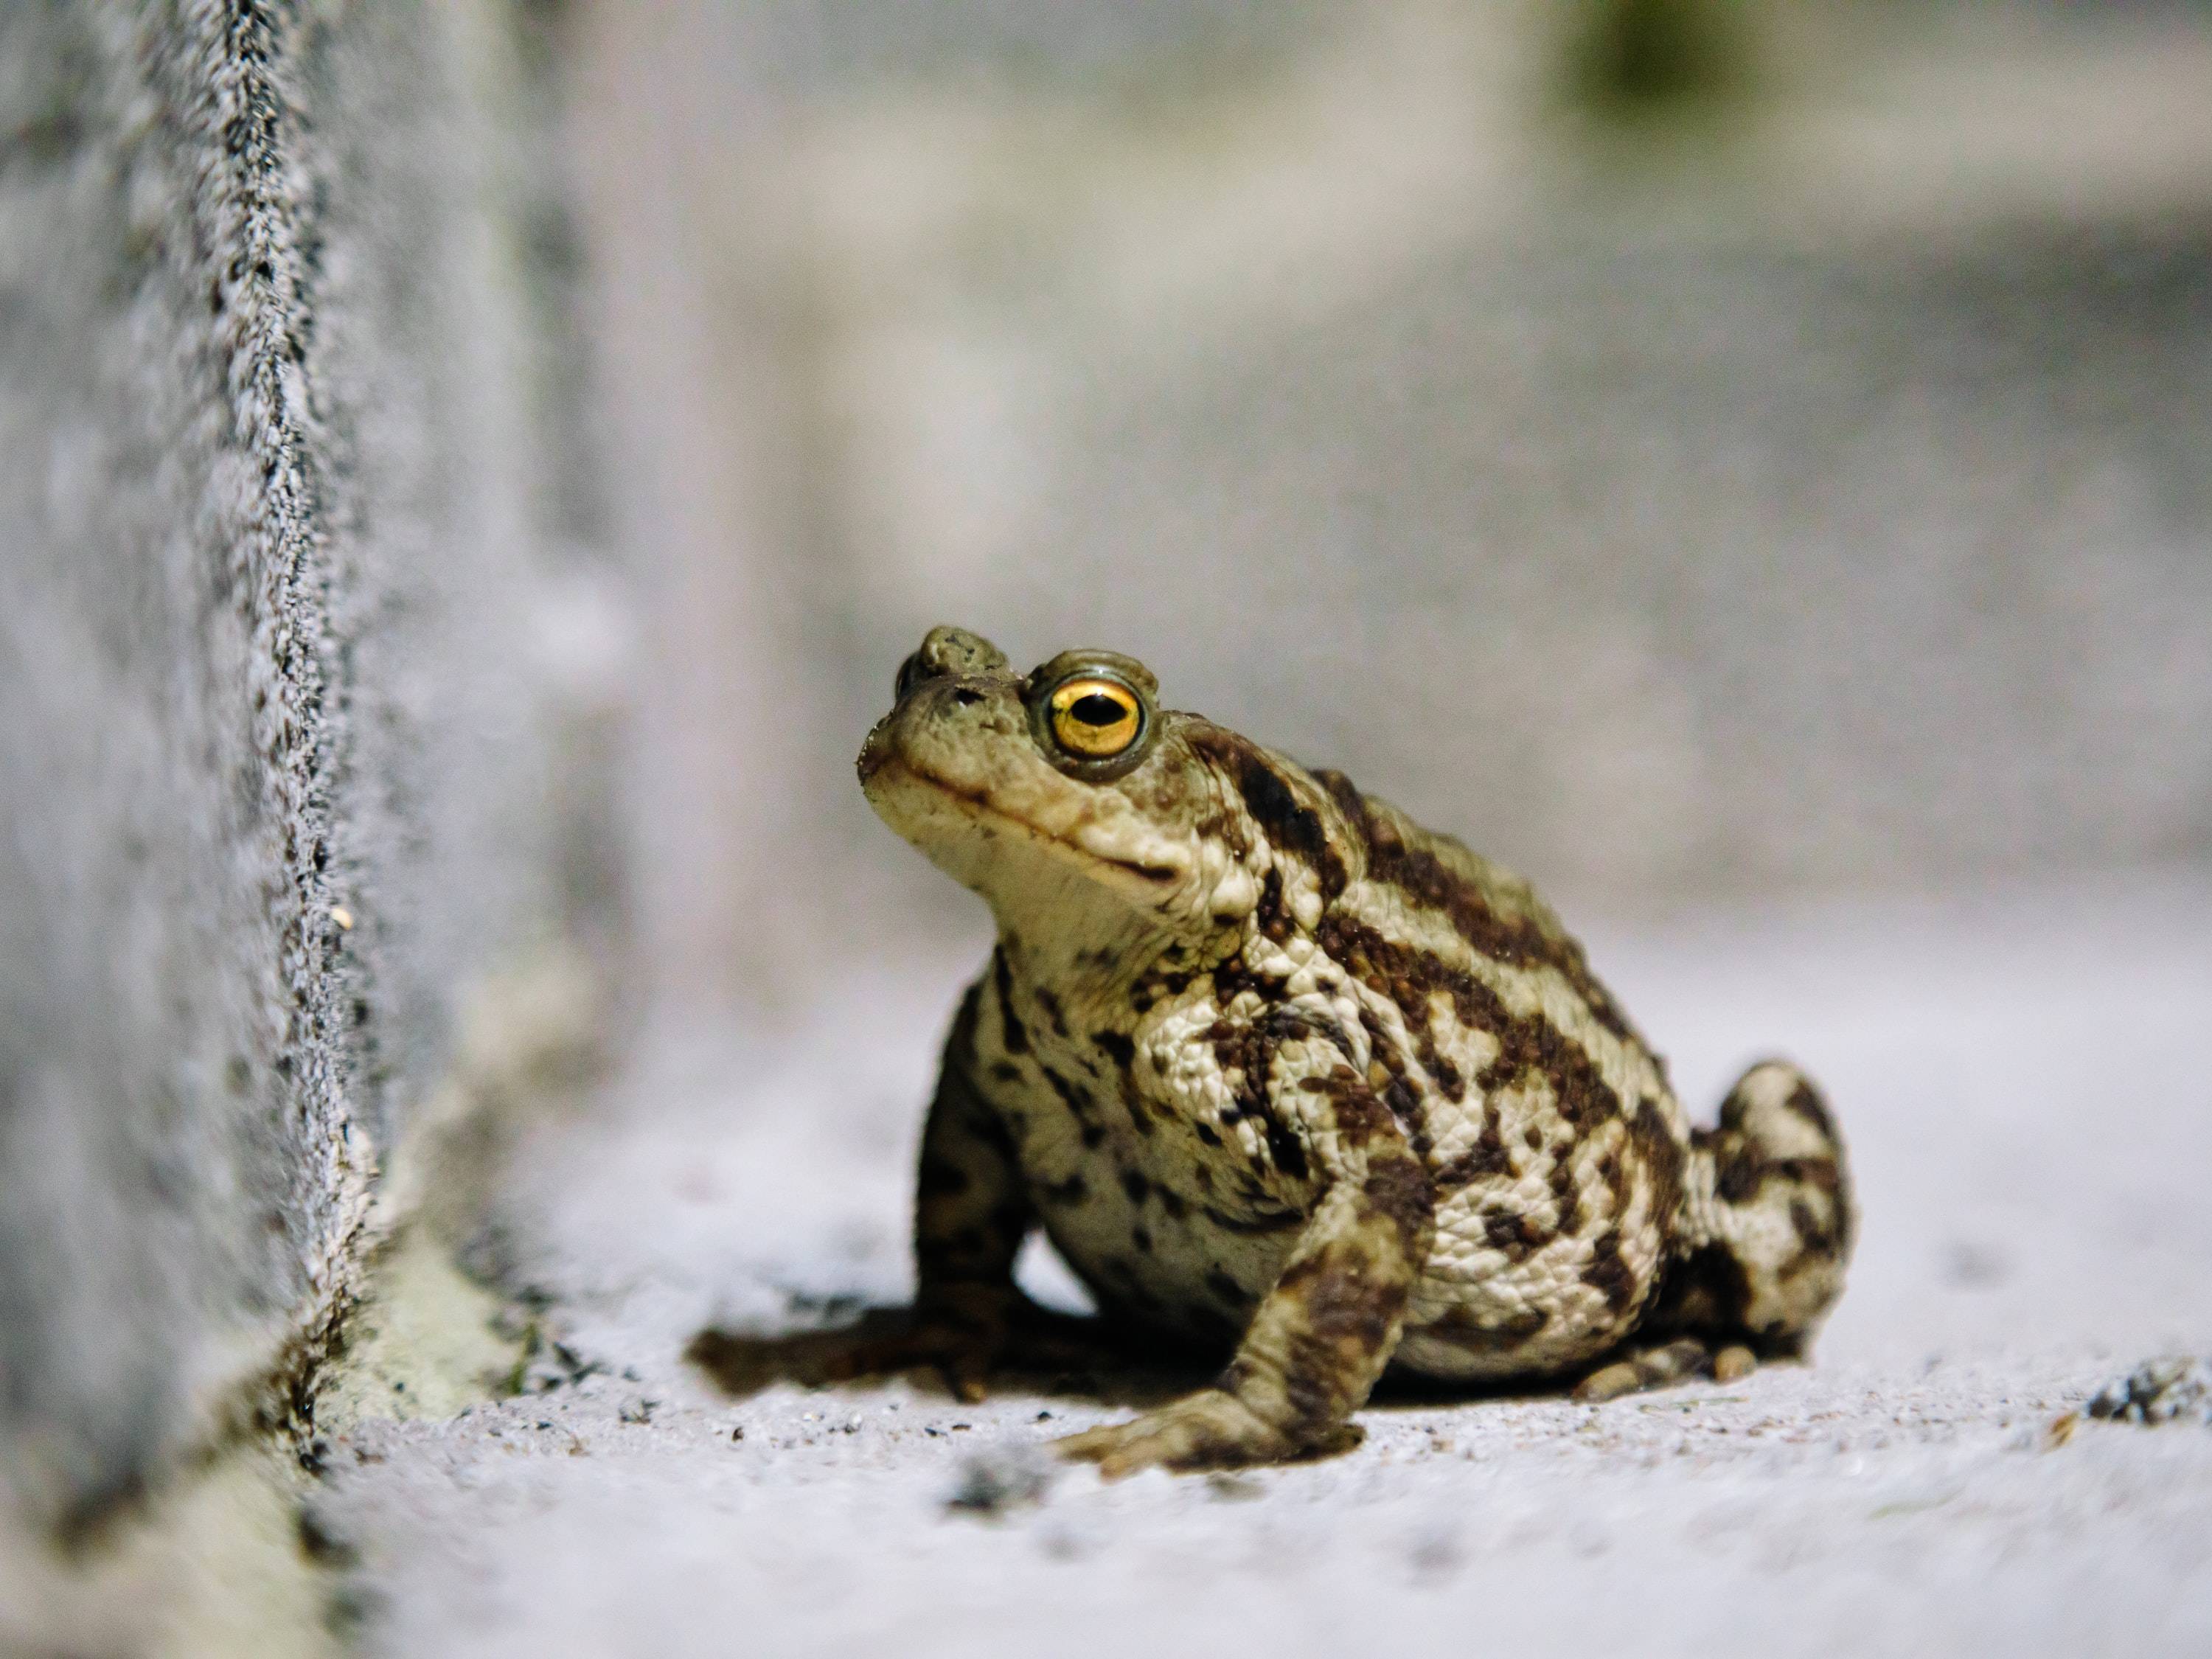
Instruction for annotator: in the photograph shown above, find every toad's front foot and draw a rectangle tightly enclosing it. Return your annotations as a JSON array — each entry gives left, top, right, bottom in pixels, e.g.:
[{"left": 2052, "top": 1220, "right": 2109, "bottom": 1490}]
[{"left": 1057, "top": 1389, "right": 1354, "bottom": 1478}]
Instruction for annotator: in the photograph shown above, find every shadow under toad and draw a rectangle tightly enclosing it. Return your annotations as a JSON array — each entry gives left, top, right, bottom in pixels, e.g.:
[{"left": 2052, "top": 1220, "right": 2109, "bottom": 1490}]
[
  {"left": 684, "top": 1301, "right": 1217, "bottom": 1411},
  {"left": 685, "top": 1298, "right": 1597, "bottom": 1419}
]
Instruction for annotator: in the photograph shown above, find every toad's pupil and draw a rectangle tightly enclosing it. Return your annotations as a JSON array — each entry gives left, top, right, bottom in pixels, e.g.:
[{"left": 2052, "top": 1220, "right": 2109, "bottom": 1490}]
[{"left": 1071, "top": 693, "right": 1127, "bottom": 726}]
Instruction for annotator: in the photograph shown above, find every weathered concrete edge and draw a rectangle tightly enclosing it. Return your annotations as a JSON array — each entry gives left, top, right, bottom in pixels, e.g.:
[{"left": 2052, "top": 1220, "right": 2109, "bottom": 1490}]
[
  {"left": 99, "top": 0, "right": 382, "bottom": 1533},
  {"left": 34, "top": 0, "right": 584, "bottom": 1540}
]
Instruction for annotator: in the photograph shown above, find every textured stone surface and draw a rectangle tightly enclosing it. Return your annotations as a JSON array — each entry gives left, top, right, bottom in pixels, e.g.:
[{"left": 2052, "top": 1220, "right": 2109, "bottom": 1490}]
[{"left": 0, "top": 0, "right": 613, "bottom": 1528}]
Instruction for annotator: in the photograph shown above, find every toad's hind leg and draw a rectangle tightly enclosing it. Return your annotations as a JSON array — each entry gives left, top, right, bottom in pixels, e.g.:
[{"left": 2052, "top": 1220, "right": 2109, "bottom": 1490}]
[
  {"left": 1579, "top": 1062, "right": 1854, "bottom": 1403},
  {"left": 1656, "top": 1060, "right": 1856, "bottom": 1357}
]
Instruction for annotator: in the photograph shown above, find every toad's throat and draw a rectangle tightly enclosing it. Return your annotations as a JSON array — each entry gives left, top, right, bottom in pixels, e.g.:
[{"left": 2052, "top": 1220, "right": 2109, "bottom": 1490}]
[{"left": 894, "top": 761, "right": 1180, "bottom": 886}]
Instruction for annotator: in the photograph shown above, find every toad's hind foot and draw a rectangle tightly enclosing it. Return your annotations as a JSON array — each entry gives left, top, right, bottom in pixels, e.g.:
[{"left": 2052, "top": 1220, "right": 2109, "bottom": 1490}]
[{"left": 1573, "top": 1338, "right": 1757, "bottom": 1403}]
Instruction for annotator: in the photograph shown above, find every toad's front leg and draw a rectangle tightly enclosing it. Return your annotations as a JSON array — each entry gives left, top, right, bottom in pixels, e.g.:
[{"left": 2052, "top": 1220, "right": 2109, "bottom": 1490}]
[
  {"left": 1059, "top": 1064, "right": 1435, "bottom": 1477},
  {"left": 823, "top": 984, "right": 1091, "bottom": 1399}
]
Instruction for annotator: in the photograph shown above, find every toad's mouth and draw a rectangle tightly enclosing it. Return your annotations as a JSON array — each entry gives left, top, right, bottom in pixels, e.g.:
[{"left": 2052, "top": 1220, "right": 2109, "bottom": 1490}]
[{"left": 873, "top": 758, "right": 1183, "bottom": 887}]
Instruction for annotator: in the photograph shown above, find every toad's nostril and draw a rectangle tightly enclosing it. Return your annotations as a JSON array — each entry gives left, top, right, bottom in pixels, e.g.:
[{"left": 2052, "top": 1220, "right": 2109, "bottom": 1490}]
[{"left": 952, "top": 688, "right": 983, "bottom": 706}]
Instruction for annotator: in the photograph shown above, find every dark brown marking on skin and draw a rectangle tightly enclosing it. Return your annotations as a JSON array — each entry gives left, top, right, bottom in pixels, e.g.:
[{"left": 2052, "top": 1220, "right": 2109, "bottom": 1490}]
[
  {"left": 1312, "top": 768, "right": 1370, "bottom": 858},
  {"left": 1353, "top": 804, "right": 1636, "bottom": 1043},
  {"left": 1262, "top": 1113, "right": 1310, "bottom": 1181},
  {"left": 946, "top": 978, "right": 987, "bottom": 1064},
  {"left": 1039, "top": 1064, "right": 1097, "bottom": 1127},
  {"left": 1186, "top": 726, "right": 1349, "bottom": 902},
  {"left": 1781, "top": 1077, "right": 1837, "bottom": 1137},
  {"left": 1424, "top": 1306, "right": 1548, "bottom": 1352},
  {"left": 991, "top": 947, "right": 1029, "bottom": 1055},
  {"left": 1157, "top": 1186, "right": 1189, "bottom": 1221},
  {"left": 1788, "top": 1196, "right": 1835, "bottom": 1255},
  {"left": 1434, "top": 1108, "right": 1513, "bottom": 1188},
  {"left": 1193, "top": 1121, "right": 1222, "bottom": 1148},
  {"left": 1148, "top": 967, "right": 1194, "bottom": 1001},
  {"left": 1714, "top": 1133, "right": 1767, "bottom": 1204},
  {"left": 1354, "top": 1007, "right": 1433, "bottom": 1156},
  {"left": 1630, "top": 1097, "right": 1686, "bottom": 1228},
  {"left": 1205, "top": 1267, "right": 1246, "bottom": 1306},
  {"left": 1254, "top": 866, "right": 1293, "bottom": 944},
  {"left": 1489, "top": 1018, "right": 1617, "bottom": 1130},
  {"left": 959, "top": 1105, "right": 1018, "bottom": 1161},
  {"left": 1380, "top": 1076, "right": 1425, "bottom": 1146},
  {"left": 1596, "top": 1149, "right": 1628, "bottom": 1227},
  {"left": 1585, "top": 1227, "right": 1638, "bottom": 1314},
  {"left": 1647, "top": 1242, "right": 1755, "bottom": 1338},
  {"left": 1120, "top": 1168, "right": 1150, "bottom": 1206},
  {"left": 1092, "top": 1029, "right": 1135, "bottom": 1068},
  {"left": 1079, "top": 1123, "right": 1107, "bottom": 1151},
  {"left": 1482, "top": 1208, "right": 1546, "bottom": 1262},
  {"left": 917, "top": 1158, "right": 970, "bottom": 1198},
  {"left": 1131, "top": 1225, "right": 1155, "bottom": 1254},
  {"left": 1301, "top": 1065, "right": 1395, "bottom": 1147},
  {"left": 1034, "top": 985, "right": 1071, "bottom": 1041},
  {"left": 1204, "top": 1204, "right": 1303, "bottom": 1235},
  {"left": 989, "top": 1060, "right": 1021, "bottom": 1085},
  {"left": 1208, "top": 951, "right": 1271, "bottom": 1012},
  {"left": 1712, "top": 1152, "right": 1843, "bottom": 1209},
  {"left": 1360, "top": 1157, "right": 1436, "bottom": 1248},
  {"left": 1206, "top": 1003, "right": 1341, "bottom": 1181},
  {"left": 1785, "top": 1156, "right": 1843, "bottom": 1194},
  {"left": 1316, "top": 917, "right": 1624, "bottom": 1138},
  {"left": 1040, "top": 1172, "right": 1089, "bottom": 1207},
  {"left": 1549, "top": 1152, "right": 1584, "bottom": 1235}
]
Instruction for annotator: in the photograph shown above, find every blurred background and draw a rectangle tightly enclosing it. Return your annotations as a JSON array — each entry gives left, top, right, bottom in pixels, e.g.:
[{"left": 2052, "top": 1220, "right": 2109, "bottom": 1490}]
[{"left": 571, "top": 0, "right": 2212, "bottom": 1022}]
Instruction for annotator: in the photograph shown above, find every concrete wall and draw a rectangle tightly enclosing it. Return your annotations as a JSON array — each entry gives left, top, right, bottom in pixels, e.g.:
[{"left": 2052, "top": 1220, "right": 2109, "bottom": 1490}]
[{"left": 0, "top": 0, "right": 617, "bottom": 1531}]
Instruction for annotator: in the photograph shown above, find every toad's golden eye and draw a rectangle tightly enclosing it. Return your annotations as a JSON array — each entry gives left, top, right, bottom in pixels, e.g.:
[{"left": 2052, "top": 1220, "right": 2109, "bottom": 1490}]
[{"left": 1048, "top": 678, "right": 1143, "bottom": 758}]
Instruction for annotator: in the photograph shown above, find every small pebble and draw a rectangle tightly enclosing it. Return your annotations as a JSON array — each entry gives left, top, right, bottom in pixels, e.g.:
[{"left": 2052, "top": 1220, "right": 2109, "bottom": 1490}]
[
  {"left": 2087, "top": 1357, "right": 2212, "bottom": 1427},
  {"left": 945, "top": 1446, "right": 1054, "bottom": 1517}
]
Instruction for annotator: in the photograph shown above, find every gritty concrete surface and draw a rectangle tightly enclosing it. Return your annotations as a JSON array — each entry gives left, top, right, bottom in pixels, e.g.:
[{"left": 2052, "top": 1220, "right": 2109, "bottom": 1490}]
[{"left": 314, "top": 874, "right": 2212, "bottom": 1657}]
